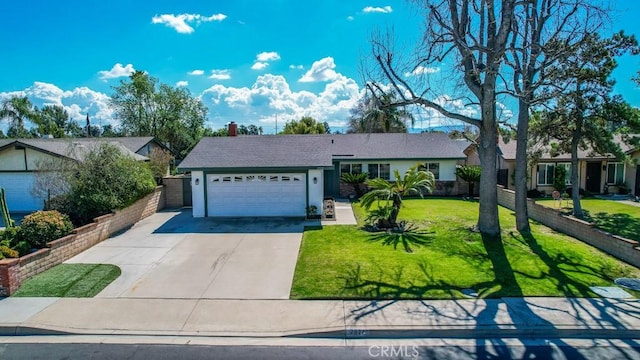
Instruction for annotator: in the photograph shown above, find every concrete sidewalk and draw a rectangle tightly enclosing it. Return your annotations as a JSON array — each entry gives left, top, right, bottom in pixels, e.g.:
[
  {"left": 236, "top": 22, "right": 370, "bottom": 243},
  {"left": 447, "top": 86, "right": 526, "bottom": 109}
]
[{"left": 1, "top": 297, "right": 639, "bottom": 339}]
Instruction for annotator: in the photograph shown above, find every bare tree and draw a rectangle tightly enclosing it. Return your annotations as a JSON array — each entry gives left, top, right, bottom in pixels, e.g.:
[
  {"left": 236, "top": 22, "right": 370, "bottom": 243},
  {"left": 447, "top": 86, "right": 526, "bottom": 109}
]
[
  {"left": 367, "top": 0, "right": 515, "bottom": 236},
  {"left": 505, "top": 0, "right": 608, "bottom": 233}
]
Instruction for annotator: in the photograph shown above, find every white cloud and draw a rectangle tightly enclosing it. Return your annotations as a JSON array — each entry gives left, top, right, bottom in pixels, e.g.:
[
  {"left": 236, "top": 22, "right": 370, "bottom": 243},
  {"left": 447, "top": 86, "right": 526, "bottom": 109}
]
[
  {"left": 188, "top": 69, "right": 204, "bottom": 76},
  {"left": 98, "top": 63, "right": 135, "bottom": 81},
  {"left": 256, "top": 51, "right": 281, "bottom": 62},
  {"left": 347, "top": 16, "right": 355, "bottom": 21},
  {"left": 209, "top": 69, "right": 231, "bottom": 80},
  {"left": 404, "top": 66, "right": 440, "bottom": 77},
  {"left": 151, "top": 13, "right": 227, "bottom": 34},
  {"left": 251, "top": 62, "right": 269, "bottom": 70},
  {"left": 176, "top": 81, "right": 189, "bottom": 87},
  {"left": 201, "top": 73, "right": 362, "bottom": 130},
  {"left": 289, "top": 64, "right": 304, "bottom": 70},
  {"left": 299, "top": 57, "right": 339, "bottom": 82},
  {"left": 363, "top": 6, "right": 392, "bottom": 13},
  {"left": 0, "top": 82, "right": 114, "bottom": 128}
]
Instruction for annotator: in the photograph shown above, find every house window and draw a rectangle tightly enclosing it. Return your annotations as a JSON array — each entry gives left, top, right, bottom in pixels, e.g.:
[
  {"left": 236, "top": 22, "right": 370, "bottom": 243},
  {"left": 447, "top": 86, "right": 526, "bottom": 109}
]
[
  {"left": 607, "top": 162, "right": 625, "bottom": 185},
  {"left": 537, "top": 163, "right": 554, "bottom": 185},
  {"left": 340, "top": 163, "right": 362, "bottom": 175},
  {"left": 557, "top": 163, "right": 572, "bottom": 185},
  {"left": 425, "top": 162, "right": 440, "bottom": 180},
  {"left": 368, "top": 164, "right": 391, "bottom": 180}
]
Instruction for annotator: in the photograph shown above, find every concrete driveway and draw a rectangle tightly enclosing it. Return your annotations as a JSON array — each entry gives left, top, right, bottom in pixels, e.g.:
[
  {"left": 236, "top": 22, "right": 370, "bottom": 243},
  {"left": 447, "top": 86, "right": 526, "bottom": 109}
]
[{"left": 66, "top": 210, "right": 304, "bottom": 299}]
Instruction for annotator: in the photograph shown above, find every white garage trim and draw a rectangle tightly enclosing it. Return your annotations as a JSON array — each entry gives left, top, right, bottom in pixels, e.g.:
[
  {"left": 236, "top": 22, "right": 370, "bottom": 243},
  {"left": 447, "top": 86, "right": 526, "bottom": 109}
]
[
  {"left": 206, "top": 173, "right": 307, "bottom": 217},
  {"left": 0, "top": 172, "right": 42, "bottom": 212}
]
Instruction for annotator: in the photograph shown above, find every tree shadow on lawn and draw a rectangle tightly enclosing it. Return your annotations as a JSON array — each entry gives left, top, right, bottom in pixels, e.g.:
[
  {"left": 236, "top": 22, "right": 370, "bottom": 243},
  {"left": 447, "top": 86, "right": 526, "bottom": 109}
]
[
  {"left": 366, "top": 223, "right": 434, "bottom": 253},
  {"left": 581, "top": 210, "right": 640, "bottom": 242},
  {"left": 342, "top": 231, "right": 640, "bottom": 360}
]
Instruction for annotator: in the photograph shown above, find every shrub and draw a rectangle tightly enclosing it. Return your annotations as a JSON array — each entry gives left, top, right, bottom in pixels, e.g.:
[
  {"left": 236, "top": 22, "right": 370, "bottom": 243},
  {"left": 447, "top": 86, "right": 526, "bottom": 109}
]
[
  {"left": 0, "top": 226, "right": 20, "bottom": 245},
  {"left": 12, "top": 241, "right": 31, "bottom": 257},
  {"left": 47, "top": 143, "right": 157, "bottom": 225},
  {"left": 527, "top": 189, "right": 543, "bottom": 198},
  {"left": 19, "top": 210, "right": 73, "bottom": 248},
  {"left": 0, "top": 245, "right": 19, "bottom": 259},
  {"left": 553, "top": 165, "right": 567, "bottom": 194}
]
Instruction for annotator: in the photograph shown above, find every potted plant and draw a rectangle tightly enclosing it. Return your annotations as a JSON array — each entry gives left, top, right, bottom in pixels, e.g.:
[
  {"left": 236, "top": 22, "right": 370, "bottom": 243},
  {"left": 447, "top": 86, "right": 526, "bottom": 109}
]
[{"left": 306, "top": 205, "right": 320, "bottom": 219}]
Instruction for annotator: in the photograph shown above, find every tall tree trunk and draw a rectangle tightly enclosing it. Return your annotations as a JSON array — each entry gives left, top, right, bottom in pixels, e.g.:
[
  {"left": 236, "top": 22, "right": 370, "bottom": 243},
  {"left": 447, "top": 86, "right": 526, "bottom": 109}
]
[
  {"left": 571, "top": 125, "right": 584, "bottom": 218},
  {"left": 477, "top": 112, "right": 501, "bottom": 236},
  {"left": 515, "top": 98, "right": 531, "bottom": 233},
  {"left": 389, "top": 195, "right": 401, "bottom": 226}
]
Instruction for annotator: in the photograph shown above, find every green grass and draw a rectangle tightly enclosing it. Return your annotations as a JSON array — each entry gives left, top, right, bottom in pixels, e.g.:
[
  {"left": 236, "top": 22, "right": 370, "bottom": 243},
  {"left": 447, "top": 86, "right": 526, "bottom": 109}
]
[
  {"left": 13, "top": 264, "right": 121, "bottom": 297},
  {"left": 536, "top": 198, "right": 640, "bottom": 241},
  {"left": 290, "top": 198, "right": 640, "bottom": 300}
]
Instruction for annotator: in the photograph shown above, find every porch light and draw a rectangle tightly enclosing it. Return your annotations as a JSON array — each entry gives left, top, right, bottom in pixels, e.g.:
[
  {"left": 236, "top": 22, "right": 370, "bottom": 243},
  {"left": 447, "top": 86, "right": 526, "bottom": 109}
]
[
  {"left": 313, "top": 177, "right": 318, "bottom": 184},
  {"left": 195, "top": 178, "right": 200, "bottom": 186}
]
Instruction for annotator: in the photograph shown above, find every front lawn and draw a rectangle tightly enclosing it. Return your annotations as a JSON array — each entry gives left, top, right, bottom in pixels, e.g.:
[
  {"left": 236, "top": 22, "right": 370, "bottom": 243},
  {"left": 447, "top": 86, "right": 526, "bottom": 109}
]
[
  {"left": 290, "top": 198, "right": 640, "bottom": 299},
  {"left": 535, "top": 198, "right": 640, "bottom": 241},
  {"left": 13, "top": 264, "right": 121, "bottom": 297}
]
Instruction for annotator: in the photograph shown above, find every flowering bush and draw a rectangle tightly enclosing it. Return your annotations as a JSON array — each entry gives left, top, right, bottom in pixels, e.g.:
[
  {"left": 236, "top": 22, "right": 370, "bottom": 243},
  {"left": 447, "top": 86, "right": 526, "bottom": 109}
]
[{"left": 19, "top": 211, "right": 73, "bottom": 248}]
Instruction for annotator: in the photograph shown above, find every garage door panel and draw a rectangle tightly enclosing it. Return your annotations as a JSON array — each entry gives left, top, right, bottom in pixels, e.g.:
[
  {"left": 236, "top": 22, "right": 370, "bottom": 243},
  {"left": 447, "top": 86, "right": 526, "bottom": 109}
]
[{"left": 207, "top": 173, "right": 306, "bottom": 217}]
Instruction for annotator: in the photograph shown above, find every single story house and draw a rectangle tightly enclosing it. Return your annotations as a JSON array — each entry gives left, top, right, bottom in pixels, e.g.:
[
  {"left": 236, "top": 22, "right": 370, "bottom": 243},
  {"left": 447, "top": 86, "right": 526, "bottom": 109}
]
[
  {"left": 178, "top": 132, "right": 471, "bottom": 218},
  {"left": 489, "top": 136, "right": 640, "bottom": 195},
  {"left": 0, "top": 137, "right": 158, "bottom": 212}
]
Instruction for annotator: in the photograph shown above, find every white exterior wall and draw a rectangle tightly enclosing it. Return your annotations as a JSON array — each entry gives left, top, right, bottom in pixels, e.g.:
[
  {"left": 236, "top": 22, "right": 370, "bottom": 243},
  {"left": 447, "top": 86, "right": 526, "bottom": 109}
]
[
  {"left": 307, "top": 169, "right": 324, "bottom": 212},
  {"left": 338, "top": 159, "right": 458, "bottom": 181},
  {"left": 191, "top": 171, "right": 205, "bottom": 217},
  {"left": 0, "top": 147, "right": 59, "bottom": 171},
  {"left": 0, "top": 148, "right": 27, "bottom": 171}
]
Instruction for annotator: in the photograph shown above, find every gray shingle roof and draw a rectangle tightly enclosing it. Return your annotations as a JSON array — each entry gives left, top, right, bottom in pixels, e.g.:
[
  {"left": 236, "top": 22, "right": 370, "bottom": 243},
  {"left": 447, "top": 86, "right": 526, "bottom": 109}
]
[
  {"left": 499, "top": 135, "right": 638, "bottom": 161},
  {"left": 0, "top": 138, "right": 148, "bottom": 161},
  {"left": 179, "top": 133, "right": 471, "bottom": 170}
]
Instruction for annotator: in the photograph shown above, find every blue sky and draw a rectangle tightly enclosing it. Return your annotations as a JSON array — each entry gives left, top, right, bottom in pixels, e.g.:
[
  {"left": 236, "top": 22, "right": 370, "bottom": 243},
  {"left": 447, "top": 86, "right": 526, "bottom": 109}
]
[{"left": 1, "top": 1, "right": 639, "bottom": 133}]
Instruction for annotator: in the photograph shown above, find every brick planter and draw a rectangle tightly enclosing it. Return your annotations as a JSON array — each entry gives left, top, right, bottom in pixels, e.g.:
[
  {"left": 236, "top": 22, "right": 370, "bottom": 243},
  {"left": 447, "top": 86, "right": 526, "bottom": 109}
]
[
  {"left": 0, "top": 187, "right": 165, "bottom": 296},
  {"left": 497, "top": 186, "right": 640, "bottom": 268}
]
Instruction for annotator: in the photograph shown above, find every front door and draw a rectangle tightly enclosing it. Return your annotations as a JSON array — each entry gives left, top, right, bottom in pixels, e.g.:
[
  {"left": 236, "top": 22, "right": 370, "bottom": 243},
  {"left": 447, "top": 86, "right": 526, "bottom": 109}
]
[
  {"left": 586, "top": 162, "right": 601, "bottom": 194},
  {"left": 635, "top": 165, "right": 640, "bottom": 196}
]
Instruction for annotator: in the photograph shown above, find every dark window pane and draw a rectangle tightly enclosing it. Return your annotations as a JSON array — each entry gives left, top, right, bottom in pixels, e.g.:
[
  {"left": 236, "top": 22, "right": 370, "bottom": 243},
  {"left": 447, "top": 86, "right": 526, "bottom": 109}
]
[
  {"left": 351, "top": 164, "right": 362, "bottom": 174},
  {"left": 340, "top": 164, "right": 350, "bottom": 175},
  {"left": 607, "top": 164, "right": 615, "bottom": 184},
  {"left": 380, "top": 164, "right": 390, "bottom": 180},
  {"left": 368, "top": 164, "right": 378, "bottom": 179},
  {"left": 428, "top": 163, "right": 439, "bottom": 180}
]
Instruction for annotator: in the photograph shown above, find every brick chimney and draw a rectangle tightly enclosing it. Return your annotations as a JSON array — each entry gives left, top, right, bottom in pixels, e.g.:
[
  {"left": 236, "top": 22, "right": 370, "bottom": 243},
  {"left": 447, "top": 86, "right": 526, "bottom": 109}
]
[{"left": 228, "top": 121, "right": 238, "bottom": 137}]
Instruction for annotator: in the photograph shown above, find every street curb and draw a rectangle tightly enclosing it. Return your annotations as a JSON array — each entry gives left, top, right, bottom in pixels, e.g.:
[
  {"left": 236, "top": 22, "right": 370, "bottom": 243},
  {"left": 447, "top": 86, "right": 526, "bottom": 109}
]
[{"left": 3, "top": 324, "right": 639, "bottom": 340}]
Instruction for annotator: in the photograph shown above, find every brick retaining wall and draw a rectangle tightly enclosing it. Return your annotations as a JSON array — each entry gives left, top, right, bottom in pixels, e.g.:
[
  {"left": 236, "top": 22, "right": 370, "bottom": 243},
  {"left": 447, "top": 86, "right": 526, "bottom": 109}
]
[
  {"left": 0, "top": 187, "right": 165, "bottom": 296},
  {"left": 497, "top": 186, "right": 640, "bottom": 268}
]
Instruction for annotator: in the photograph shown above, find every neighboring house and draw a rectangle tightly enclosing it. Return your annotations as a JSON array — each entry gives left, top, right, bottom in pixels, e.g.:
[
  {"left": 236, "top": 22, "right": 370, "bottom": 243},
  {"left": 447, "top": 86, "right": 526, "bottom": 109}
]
[
  {"left": 0, "top": 138, "right": 151, "bottom": 212},
  {"left": 486, "top": 137, "right": 639, "bottom": 195},
  {"left": 179, "top": 132, "right": 471, "bottom": 218}
]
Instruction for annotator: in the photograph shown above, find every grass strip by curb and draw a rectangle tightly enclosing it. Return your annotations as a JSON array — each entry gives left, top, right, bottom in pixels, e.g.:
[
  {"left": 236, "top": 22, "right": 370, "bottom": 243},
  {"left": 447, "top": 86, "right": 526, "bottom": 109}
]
[{"left": 13, "top": 263, "right": 121, "bottom": 297}]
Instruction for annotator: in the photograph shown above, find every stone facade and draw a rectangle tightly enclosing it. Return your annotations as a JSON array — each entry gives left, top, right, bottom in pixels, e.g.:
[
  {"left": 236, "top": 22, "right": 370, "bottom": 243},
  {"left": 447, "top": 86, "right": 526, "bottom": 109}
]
[
  {"left": 496, "top": 186, "right": 640, "bottom": 268},
  {"left": 0, "top": 187, "right": 165, "bottom": 296}
]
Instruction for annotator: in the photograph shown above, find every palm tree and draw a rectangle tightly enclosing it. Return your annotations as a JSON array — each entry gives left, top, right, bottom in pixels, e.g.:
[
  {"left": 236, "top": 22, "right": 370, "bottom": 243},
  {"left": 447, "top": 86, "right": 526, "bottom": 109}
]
[
  {"left": 0, "top": 96, "right": 37, "bottom": 137},
  {"left": 365, "top": 93, "right": 414, "bottom": 133},
  {"left": 340, "top": 172, "right": 369, "bottom": 197},
  {"left": 455, "top": 165, "right": 481, "bottom": 197},
  {"left": 348, "top": 93, "right": 414, "bottom": 133},
  {"left": 360, "top": 166, "right": 435, "bottom": 227}
]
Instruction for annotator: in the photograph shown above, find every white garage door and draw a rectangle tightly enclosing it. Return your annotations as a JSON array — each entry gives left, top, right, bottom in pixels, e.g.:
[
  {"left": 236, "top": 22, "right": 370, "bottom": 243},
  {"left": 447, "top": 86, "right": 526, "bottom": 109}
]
[
  {"left": 0, "top": 172, "right": 42, "bottom": 212},
  {"left": 207, "top": 173, "right": 306, "bottom": 217}
]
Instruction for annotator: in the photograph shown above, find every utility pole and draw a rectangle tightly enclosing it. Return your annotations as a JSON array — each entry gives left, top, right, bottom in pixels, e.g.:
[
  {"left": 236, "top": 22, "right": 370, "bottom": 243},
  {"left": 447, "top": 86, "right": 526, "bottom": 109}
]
[{"left": 275, "top": 113, "right": 278, "bottom": 134}]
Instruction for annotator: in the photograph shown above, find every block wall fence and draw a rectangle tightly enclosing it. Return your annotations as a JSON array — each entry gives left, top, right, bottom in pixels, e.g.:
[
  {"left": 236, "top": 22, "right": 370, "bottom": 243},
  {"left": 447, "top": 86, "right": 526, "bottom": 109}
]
[
  {"left": 0, "top": 187, "right": 165, "bottom": 296},
  {"left": 497, "top": 186, "right": 640, "bottom": 268}
]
